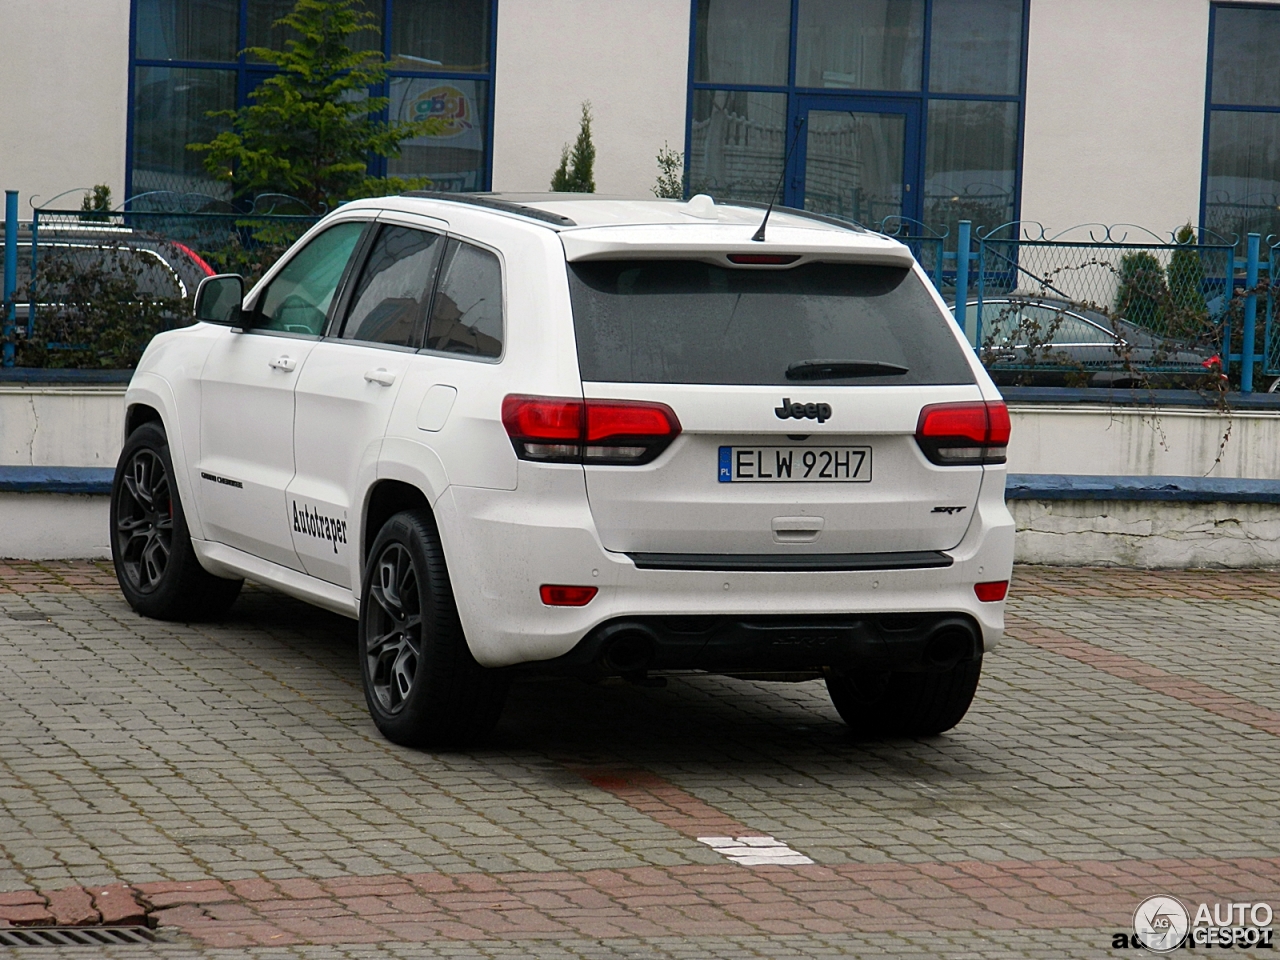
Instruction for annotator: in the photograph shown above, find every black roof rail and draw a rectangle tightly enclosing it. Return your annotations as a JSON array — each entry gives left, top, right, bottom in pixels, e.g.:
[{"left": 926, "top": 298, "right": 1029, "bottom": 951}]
[
  {"left": 728, "top": 201, "right": 868, "bottom": 234},
  {"left": 400, "top": 191, "right": 576, "bottom": 227}
]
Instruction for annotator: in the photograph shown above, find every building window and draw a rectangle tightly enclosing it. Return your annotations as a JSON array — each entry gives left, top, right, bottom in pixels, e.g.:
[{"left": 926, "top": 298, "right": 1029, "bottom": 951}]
[
  {"left": 686, "top": 0, "right": 1027, "bottom": 242},
  {"left": 1203, "top": 3, "right": 1280, "bottom": 247},
  {"left": 128, "top": 0, "right": 496, "bottom": 205}
]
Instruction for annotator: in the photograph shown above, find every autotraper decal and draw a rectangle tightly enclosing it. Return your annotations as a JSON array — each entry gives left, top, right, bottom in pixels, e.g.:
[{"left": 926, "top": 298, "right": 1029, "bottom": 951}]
[{"left": 292, "top": 500, "right": 348, "bottom": 554}]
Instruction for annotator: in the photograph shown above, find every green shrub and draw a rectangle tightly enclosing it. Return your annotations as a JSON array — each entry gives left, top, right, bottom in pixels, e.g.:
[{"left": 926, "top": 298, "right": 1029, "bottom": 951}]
[
  {"left": 550, "top": 102, "right": 596, "bottom": 193},
  {"left": 653, "top": 142, "right": 685, "bottom": 199},
  {"left": 1114, "top": 250, "right": 1168, "bottom": 331}
]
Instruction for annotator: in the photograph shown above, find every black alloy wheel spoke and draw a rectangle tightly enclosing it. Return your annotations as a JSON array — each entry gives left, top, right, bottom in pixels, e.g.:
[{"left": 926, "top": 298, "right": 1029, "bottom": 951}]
[
  {"left": 114, "top": 449, "right": 173, "bottom": 594},
  {"left": 366, "top": 543, "right": 423, "bottom": 715}
]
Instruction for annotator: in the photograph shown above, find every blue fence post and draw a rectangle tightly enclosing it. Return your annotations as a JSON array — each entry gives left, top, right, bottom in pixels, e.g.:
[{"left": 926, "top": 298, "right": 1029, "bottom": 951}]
[
  {"left": 1242, "top": 232, "right": 1261, "bottom": 393},
  {"left": 3, "top": 190, "right": 17, "bottom": 368},
  {"left": 955, "top": 220, "right": 971, "bottom": 341},
  {"left": 28, "top": 207, "right": 38, "bottom": 339}
]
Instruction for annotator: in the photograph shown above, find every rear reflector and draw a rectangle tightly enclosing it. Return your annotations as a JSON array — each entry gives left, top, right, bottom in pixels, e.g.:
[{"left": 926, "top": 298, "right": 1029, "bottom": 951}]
[
  {"left": 974, "top": 580, "right": 1009, "bottom": 602},
  {"left": 540, "top": 584, "right": 598, "bottom": 606},
  {"left": 726, "top": 253, "right": 800, "bottom": 265},
  {"left": 915, "top": 400, "right": 1010, "bottom": 465},
  {"left": 503, "top": 395, "right": 681, "bottom": 465}
]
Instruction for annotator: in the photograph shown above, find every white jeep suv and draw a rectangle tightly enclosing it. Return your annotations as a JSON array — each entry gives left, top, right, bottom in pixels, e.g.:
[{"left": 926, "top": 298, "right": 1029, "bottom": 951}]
[{"left": 111, "top": 193, "right": 1014, "bottom": 746}]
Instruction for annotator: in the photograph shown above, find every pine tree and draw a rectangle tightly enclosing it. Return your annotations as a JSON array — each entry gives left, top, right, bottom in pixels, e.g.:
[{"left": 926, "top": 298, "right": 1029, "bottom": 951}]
[
  {"left": 189, "top": 0, "right": 443, "bottom": 210},
  {"left": 550, "top": 102, "right": 596, "bottom": 193}
]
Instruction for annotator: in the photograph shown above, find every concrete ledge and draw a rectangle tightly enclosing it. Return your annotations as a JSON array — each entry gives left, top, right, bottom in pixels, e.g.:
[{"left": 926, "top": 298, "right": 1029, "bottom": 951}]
[
  {"left": 0, "top": 492, "right": 110, "bottom": 560},
  {"left": 1005, "top": 473, "right": 1280, "bottom": 504},
  {"left": 1001, "top": 386, "right": 1280, "bottom": 410},
  {"left": 0, "top": 466, "right": 114, "bottom": 494}
]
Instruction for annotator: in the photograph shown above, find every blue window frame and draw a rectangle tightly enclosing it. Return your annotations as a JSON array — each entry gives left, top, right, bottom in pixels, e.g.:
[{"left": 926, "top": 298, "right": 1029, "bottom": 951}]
[
  {"left": 1202, "top": 2, "right": 1280, "bottom": 249},
  {"left": 685, "top": 0, "right": 1029, "bottom": 243},
  {"left": 127, "top": 0, "right": 498, "bottom": 207}
]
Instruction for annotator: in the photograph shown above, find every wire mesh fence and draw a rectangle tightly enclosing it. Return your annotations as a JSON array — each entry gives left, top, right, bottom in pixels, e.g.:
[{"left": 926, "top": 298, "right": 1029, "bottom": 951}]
[
  {"left": 7, "top": 209, "right": 318, "bottom": 369},
  {"left": 1, "top": 202, "right": 1276, "bottom": 391}
]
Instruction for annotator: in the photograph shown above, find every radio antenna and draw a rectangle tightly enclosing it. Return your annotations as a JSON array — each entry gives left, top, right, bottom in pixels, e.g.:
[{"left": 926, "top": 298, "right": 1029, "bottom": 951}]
[{"left": 751, "top": 115, "right": 807, "bottom": 243}]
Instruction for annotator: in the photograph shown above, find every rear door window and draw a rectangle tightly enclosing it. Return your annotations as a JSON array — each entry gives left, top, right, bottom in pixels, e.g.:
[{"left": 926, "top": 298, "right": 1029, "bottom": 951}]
[
  {"left": 424, "top": 240, "right": 503, "bottom": 359},
  {"left": 568, "top": 260, "right": 975, "bottom": 385}
]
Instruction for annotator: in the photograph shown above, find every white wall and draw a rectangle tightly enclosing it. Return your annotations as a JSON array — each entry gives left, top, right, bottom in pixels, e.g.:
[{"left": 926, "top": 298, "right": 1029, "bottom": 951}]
[
  {"left": 1018, "top": 0, "right": 1280, "bottom": 238},
  {"left": 491, "top": 0, "right": 690, "bottom": 196},
  {"left": 0, "top": 0, "right": 131, "bottom": 208}
]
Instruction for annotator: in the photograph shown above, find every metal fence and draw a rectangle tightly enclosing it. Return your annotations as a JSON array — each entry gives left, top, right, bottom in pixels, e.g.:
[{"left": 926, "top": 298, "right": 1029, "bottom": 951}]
[
  {"left": 3, "top": 199, "right": 1277, "bottom": 390},
  {"left": 3, "top": 207, "right": 319, "bottom": 369},
  {"left": 874, "top": 218, "right": 1275, "bottom": 392}
]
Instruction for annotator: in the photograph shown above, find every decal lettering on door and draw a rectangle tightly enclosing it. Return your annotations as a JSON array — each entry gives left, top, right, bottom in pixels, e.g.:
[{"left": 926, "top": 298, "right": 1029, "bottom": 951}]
[{"left": 292, "top": 500, "right": 348, "bottom": 554}]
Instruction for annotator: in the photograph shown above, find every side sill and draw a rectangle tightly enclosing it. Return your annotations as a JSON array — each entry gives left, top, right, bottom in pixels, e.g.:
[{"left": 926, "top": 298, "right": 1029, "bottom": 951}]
[
  {"left": 625, "top": 551, "right": 954, "bottom": 572},
  {"left": 191, "top": 539, "right": 359, "bottom": 619}
]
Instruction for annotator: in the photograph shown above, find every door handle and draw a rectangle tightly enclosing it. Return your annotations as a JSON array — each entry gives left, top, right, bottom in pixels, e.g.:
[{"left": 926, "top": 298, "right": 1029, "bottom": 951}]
[
  {"left": 364, "top": 368, "right": 396, "bottom": 386},
  {"left": 268, "top": 356, "right": 297, "bottom": 372}
]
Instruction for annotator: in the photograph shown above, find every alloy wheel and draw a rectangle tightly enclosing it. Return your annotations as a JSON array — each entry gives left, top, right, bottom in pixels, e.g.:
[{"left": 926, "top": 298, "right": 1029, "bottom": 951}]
[
  {"left": 365, "top": 543, "right": 423, "bottom": 714},
  {"left": 114, "top": 449, "right": 174, "bottom": 594}
]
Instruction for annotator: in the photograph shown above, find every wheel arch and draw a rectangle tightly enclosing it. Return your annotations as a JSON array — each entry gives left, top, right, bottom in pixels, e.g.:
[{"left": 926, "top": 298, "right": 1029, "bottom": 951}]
[
  {"left": 123, "top": 373, "right": 206, "bottom": 541},
  {"left": 363, "top": 479, "right": 432, "bottom": 564}
]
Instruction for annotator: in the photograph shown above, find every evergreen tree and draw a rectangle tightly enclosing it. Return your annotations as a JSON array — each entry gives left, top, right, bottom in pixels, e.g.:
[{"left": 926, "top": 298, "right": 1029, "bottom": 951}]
[
  {"left": 652, "top": 142, "right": 685, "bottom": 199},
  {"left": 1166, "top": 223, "right": 1208, "bottom": 335},
  {"left": 1114, "top": 250, "right": 1169, "bottom": 332},
  {"left": 189, "top": 0, "right": 443, "bottom": 210},
  {"left": 550, "top": 102, "right": 596, "bottom": 193}
]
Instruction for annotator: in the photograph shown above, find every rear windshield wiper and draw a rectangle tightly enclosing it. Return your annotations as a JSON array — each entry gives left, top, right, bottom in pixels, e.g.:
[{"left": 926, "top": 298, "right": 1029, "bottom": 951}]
[{"left": 785, "top": 359, "right": 909, "bottom": 380}]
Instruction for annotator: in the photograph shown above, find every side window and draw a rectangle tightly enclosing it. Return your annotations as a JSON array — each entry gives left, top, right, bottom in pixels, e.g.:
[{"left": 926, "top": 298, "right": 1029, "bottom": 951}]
[
  {"left": 425, "top": 240, "right": 503, "bottom": 358},
  {"left": 254, "top": 222, "right": 366, "bottom": 335},
  {"left": 340, "top": 225, "right": 444, "bottom": 347}
]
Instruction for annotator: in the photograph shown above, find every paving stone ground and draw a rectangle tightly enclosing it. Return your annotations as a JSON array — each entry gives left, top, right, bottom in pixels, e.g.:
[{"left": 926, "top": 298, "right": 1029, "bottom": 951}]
[{"left": 0, "top": 561, "right": 1277, "bottom": 958}]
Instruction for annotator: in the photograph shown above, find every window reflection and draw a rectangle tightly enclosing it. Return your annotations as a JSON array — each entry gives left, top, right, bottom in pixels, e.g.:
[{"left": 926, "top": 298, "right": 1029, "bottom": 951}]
[
  {"left": 925, "top": 100, "right": 1018, "bottom": 241},
  {"left": 136, "top": 0, "right": 238, "bottom": 62},
  {"left": 388, "top": 78, "right": 489, "bottom": 192},
  {"left": 132, "top": 67, "right": 236, "bottom": 196},
  {"left": 929, "top": 0, "right": 1022, "bottom": 96},
  {"left": 695, "top": 0, "right": 790, "bottom": 86},
  {"left": 1205, "top": 111, "right": 1280, "bottom": 245},
  {"left": 796, "top": 0, "right": 924, "bottom": 91},
  {"left": 688, "top": 90, "right": 788, "bottom": 203},
  {"left": 1212, "top": 6, "right": 1280, "bottom": 107},
  {"left": 392, "top": 0, "right": 491, "bottom": 72}
]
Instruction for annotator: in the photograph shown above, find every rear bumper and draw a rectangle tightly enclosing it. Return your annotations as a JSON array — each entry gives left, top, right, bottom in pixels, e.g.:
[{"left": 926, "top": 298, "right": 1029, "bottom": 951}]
[
  {"left": 435, "top": 464, "right": 1015, "bottom": 669},
  {"left": 529, "top": 611, "right": 981, "bottom": 678}
]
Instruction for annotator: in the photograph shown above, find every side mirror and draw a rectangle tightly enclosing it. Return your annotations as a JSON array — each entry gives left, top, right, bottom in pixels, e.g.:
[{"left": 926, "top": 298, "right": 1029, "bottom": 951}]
[{"left": 194, "top": 274, "right": 245, "bottom": 326}]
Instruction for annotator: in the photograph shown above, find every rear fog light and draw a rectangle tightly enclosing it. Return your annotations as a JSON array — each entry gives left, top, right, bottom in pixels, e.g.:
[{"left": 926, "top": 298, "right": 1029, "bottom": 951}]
[
  {"left": 974, "top": 580, "right": 1009, "bottom": 602},
  {"left": 540, "top": 584, "right": 599, "bottom": 606}
]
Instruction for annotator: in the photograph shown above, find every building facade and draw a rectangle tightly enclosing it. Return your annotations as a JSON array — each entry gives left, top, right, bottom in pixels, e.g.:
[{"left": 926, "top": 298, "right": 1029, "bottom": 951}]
[{"left": 1, "top": 0, "right": 1278, "bottom": 244}]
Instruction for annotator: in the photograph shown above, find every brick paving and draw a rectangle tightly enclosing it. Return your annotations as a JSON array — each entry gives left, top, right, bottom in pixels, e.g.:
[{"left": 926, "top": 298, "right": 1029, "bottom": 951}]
[{"left": 0, "top": 561, "right": 1278, "bottom": 958}]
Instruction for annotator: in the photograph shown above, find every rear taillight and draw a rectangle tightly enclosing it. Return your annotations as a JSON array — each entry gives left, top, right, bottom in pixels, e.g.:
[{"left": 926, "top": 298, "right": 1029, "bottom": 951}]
[
  {"left": 502, "top": 395, "right": 681, "bottom": 465},
  {"left": 915, "top": 401, "right": 1010, "bottom": 466}
]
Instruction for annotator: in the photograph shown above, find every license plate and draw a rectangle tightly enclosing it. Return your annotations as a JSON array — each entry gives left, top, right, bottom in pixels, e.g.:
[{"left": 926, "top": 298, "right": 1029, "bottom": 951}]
[{"left": 718, "top": 446, "right": 871, "bottom": 483}]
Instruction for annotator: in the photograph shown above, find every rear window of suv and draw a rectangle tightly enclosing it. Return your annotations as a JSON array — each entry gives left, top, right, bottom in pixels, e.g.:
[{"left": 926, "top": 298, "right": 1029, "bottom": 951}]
[{"left": 568, "top": 260, "right": 975, "bottom": 386}]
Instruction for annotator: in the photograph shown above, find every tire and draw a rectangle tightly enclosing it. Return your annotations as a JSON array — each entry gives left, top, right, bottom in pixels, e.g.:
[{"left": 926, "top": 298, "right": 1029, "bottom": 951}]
[
  {"left": 825, "top": 657, "right": 983, "bottom": 739},
  {"left": 359, "top": 508, "right": 510, "bottom": 748},
  {"left": 110, "top": 421, "right": 243, "bottom": 621}
]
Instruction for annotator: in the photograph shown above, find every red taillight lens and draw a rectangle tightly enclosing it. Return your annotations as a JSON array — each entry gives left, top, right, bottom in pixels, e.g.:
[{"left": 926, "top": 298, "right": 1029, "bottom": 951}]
[
  {"left": 502, "top": 395, "right": 681, "bottom": 464},
  {"left": 974, "top": 580, "right": 1009, "bottom": 602},
  {"left": 540, "top": 584, "right": 598, "bottom": 606},
  {"left": 915, "top": 401, "right": 1010, "bottom": 465}
]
